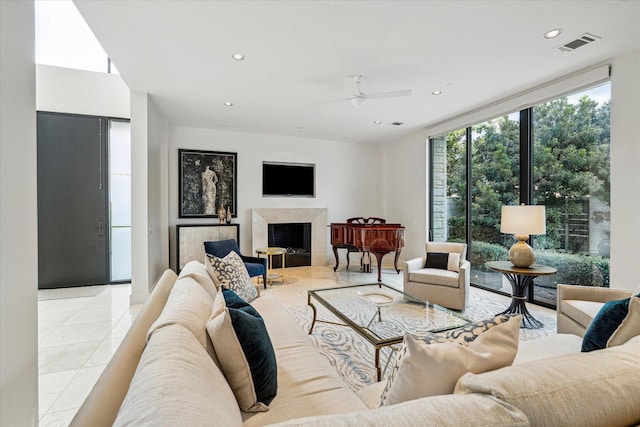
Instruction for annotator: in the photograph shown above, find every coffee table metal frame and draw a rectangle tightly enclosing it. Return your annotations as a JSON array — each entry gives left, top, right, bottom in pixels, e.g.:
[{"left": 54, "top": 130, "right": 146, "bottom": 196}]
[{"left": 307, "top": 283, "right": 470, "bottom": 381}]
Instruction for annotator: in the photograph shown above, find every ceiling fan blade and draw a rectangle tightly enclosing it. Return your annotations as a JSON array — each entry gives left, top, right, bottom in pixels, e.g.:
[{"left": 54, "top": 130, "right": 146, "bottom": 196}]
[{"left": 366, "top": 89, "right": 412, "bottom": 99}]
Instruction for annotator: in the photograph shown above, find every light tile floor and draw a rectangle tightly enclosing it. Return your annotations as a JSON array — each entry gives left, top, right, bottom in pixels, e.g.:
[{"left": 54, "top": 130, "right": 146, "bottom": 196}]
[
  {"left": 37, "top": 265, "right": 557, "bottom": 426},
  {"left": 38, "top": 284, "right": 142, "bottom": 426}
]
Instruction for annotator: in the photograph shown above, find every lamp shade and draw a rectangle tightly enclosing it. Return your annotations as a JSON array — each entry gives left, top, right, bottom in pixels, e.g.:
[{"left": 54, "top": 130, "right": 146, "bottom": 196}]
[{"left": 500, "top": 205, "right": 546, "bottom": 235}]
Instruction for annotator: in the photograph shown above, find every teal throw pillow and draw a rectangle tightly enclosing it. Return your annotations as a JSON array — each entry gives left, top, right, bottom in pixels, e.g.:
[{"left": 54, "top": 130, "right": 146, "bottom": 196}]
[
  {"left": 206, "top": 287, "right": 277, "bottom": 412},
  {"left": 582, "top": 298, "right": 630, "bottom": 352}
]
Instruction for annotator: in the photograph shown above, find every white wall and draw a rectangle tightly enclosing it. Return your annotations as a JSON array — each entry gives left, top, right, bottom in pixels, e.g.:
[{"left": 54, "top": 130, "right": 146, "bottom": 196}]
[
  {"left": 386, "top": 50, "right": 640, "bottom": 290},
  {"left": 0, "top": 1, "right": 39, "bottom": 425},
  {"left": 130, "top": 93, "right": 170, "bottom": 303},
  {"left": 168, "top": 126, "right": 382, "bottom": 270},
  {"left": 380, "top": 131, "right": 429, "bottom": 262},
  {"left": 147, "top": 99, "right": 170, "bottom": 283},
  {"left": 610, "top": 49, "right": 640, "bottom": 289},
  {"left": 36, "top": 64, "right": 129, "bottom": 118}
]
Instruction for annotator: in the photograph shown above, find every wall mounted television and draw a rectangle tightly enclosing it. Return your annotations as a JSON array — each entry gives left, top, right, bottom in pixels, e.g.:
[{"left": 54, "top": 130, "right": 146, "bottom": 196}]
[{"left": 262, "top": 162, "right": 315, "bottom": 197}]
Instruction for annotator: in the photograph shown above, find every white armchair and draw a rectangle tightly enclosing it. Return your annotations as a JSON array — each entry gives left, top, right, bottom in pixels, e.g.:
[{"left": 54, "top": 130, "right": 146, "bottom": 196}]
[
  {"left": 403, "top": 241, "right": 470, "bottom": 310},
  {"left": 557, "top": 284, "right": 633, "bottom": 337}
]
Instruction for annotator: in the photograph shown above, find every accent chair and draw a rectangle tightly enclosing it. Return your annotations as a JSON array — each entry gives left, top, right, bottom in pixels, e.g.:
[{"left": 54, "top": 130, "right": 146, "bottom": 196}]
[
  {"left": 403, "top": 241, "right": 470, "bottom": 310},
  {"left": 204, "top": 239, "right": 268, "bottom": 289}
]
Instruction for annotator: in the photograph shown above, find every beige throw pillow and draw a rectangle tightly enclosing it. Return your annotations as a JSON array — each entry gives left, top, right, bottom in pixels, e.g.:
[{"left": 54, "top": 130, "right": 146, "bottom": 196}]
[
  {"left": 381, "top": 315, "right": 521, "bottom": 406},
  {"left": 607, "top": 296, "right": 640, "bottom": 347},
  {"left": 206, "top": 251, "right": 258, "bottom": 302}
]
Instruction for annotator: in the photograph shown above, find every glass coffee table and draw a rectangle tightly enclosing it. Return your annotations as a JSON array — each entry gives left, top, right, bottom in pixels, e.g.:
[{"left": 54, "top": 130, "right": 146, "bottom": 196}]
[{"left": 307, "top": 283, "right": 470, "bottom": 381}]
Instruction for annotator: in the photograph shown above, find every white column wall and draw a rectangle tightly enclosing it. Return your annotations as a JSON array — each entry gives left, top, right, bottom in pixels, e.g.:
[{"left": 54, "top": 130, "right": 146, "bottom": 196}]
[
  {"left": 610, "top": 49, "right": 640, "bottom": 289},
  {"left": 380, "top": 131, "right": 429, "bottom": 262},
  {"left": 0, "top": 1, "right": 39, "bottom": 425},
  {"left": 130, "top": 91, "right": 150, "bottom": 303},
  {"left": 147, "top": 99, "right": 170, "bottom": 283}
]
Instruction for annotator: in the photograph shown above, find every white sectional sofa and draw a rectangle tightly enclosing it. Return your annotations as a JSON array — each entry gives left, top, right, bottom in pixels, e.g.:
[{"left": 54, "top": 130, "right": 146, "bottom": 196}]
[{"left": 70, "top": 261, "right": 640, "bottom": 427}]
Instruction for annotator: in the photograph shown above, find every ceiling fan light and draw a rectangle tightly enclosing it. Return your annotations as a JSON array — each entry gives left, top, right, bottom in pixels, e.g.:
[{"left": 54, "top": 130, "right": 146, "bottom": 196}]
[{"left": 351, "top": 97, "right": 365, "bottom": 108}]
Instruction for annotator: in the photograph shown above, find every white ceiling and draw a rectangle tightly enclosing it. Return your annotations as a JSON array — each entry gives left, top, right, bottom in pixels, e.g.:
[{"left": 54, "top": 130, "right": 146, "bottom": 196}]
[{"left": 74, "top": 1, "right": 640, "bottom": 144}]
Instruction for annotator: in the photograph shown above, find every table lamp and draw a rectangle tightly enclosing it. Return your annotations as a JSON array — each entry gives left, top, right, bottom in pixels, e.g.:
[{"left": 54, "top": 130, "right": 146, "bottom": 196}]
[{"left": 500, "top": 204, "right": 546, "bottom": 268}]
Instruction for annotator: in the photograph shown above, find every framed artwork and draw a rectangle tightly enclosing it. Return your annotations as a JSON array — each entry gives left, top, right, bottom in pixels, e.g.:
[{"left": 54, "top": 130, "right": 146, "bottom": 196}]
[
  {"left": 176, "top": 224, "right": 239, "bottom": 271},
  {"left": 179, "top": 149, "right": 237, "bottom": 218}
]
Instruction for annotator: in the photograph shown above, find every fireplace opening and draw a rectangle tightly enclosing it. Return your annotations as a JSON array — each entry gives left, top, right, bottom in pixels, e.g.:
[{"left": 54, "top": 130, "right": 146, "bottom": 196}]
[{"left": 267, "top": 222, "right": 311, "bottom": 268}]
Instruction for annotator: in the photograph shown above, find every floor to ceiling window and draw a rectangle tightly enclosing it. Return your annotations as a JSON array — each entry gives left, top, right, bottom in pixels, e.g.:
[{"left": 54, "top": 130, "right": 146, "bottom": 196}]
[
  {"left": 530, "top": 84, "right": 611, "bottom": 305},
  {"left": 430, "top": 82, "right": 611, "bottom": 308}
]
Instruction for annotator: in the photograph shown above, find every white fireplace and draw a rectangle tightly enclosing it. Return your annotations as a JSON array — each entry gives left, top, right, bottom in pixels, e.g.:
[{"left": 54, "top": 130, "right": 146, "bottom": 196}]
[{"left": 251, "top": 208, "right": 328, "bottom": 266}]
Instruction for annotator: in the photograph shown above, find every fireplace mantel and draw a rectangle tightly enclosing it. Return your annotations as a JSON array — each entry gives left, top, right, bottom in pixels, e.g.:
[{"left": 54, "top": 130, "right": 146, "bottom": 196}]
[{"left": 251, "top": 208, "right": 328, "bottom": 266}]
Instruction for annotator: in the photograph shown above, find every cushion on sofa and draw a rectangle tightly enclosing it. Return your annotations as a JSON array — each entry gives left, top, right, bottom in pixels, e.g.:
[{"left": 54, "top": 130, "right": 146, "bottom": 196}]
[
  {"left": 513, "top": 333, "right": 583, "bottom": 365},
  {"left": 206, "top": 251, "right": 258, "bottom": 302},
  {"left": 456, "top": 337, "right": 640, "bottom": 427},
  {"left": 265, "top": 393, "right": 528, "bottom": 427},
  {"left": 114, "top": 324, "right": 242, "bottom": 427},
  {"left": 147, "top": 276, "right": 214, "bottom": 349},
  {"left": 178, "top": 259, "right": 218, "bottom": 300},
  {"left": 408, "top": 269, "right": 460, "bottom": 288},
  {"left": 380, "top": 315, "right": 521, "bottom": 406},
  {"left": 582, "top": 297, "right": 633, "bottom": 352},
  {"left": 206, "top": 288, "right": 277, "bottom": 413},
  {"left": 243, "top": 294, "right": 369, "bottom": 426},
  {"left": 608, "top": 296, "right": 640, "bottom": 347}
]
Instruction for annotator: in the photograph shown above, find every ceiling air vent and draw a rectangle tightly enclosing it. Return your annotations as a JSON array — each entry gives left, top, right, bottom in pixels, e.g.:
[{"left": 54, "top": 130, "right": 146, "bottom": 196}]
[
  {"left": 391, "top": 122, "right": 404, "bottom": 126},
  {"left": 555, "top": 33, "right": 601, "bottom": 53}
]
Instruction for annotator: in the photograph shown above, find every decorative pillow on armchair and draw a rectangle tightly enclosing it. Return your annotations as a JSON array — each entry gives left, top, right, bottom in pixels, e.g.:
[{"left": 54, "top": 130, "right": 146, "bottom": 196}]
[
  {"left": 424, "top": 252, "right": 460, "bottom": 272},
  {"left": 206, "top": 287, "right": 277, "bottom": 412},
  {"left": 206, "top": 251, "right": 258, "bottom": 302},
  {"left": 582, "top": 295, "right": 640, "bottom": 352},
  {"left": 379, "top": 315, "right": 521, "bottom": 407}
]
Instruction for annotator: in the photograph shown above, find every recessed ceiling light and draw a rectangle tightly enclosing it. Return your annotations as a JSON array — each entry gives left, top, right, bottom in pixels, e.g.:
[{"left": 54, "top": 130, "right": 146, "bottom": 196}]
[
  {"left": 224, "top": 102, "right": 233, "bottom": 106},
  {"left": 544, "top": 29, "right": 562, "bottom": 39},
  {"left": 374, "top": 120, "right": 382, "bottom": 124},
  {"left": 232, "top": 53, "right": 245, "bottom": 61},
  {"left": 432, "top": 90, "right": 442, "bottom": 95}
]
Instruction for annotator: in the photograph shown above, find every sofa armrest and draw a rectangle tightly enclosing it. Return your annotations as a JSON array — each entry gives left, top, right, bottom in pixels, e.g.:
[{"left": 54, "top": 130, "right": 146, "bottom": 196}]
[
  {"left": 70, "top": 269, "right": 178, "bottom": 427},
  {"left": 557, "top": 284, "right": 632, "bottom": 310},
  {"left": 404, "top": 257, "right": 425, "bottom": 274},
  {"left": 459, "top": 260, "right": 471, "bottom": 285}
]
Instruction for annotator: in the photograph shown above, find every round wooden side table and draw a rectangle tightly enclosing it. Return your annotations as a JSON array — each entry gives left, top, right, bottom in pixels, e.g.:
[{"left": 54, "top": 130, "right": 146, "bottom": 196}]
[{"left": 485, "top": 261, "right": 556, "bottom": 329}]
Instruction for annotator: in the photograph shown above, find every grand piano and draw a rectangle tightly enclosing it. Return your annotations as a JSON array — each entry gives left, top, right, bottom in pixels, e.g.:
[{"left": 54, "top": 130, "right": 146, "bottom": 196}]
[{"left": 329, "top": 217, "right": 405, "bottom": 283}]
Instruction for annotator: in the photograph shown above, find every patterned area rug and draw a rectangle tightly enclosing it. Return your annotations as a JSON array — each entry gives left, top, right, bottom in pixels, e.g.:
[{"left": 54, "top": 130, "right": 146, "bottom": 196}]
[{"left": 287, "top": 290, "right": 557, "bottom": 391}]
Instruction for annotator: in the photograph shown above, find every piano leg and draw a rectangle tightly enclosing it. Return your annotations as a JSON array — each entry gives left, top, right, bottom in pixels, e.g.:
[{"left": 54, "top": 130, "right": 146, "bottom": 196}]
[
  {"left": 372, "top": 251, "right": 391, "bottom": 284},
  {"left": 394, "top": 250, "right": 402, "bottom": 274},
  {"left": 332, "top": 246, "right": 340, "bottom": 271}
]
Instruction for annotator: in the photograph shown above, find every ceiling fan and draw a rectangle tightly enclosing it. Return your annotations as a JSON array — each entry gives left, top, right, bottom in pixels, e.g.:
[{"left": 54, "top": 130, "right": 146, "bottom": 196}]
[{"left": 344, "top": 75, "right": 412, "bottom": 108}]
